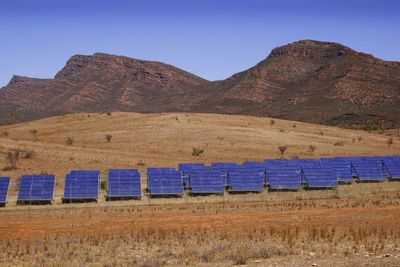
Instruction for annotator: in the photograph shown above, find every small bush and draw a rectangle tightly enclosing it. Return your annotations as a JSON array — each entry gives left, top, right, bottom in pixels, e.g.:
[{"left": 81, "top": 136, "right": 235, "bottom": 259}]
[
  {"left": 3, "top": 150, "right": 20, "bottom": 170},
  {"left": 319, "top": 131, "right": 324, "bottom": 135},
  {"left": 65, "top": 137, "right": 74, "bottom": 146},
  {"left": 105, "top": 134, "right": 112, "bottom": 142},
  {"left": 309, "top": 145, "right": 316, "bottom": 153},
  {"left": 192, "top": 147, "right": 204, "bottom": 157},
  {"left": 106, "top": 112, "right": 112, "bottom": 116},
  {"left": 30, "top": 129, "right": 38, "bottom": 141},
  {"left": 358, "top": 136, "right": 362, "bottom": 141},
  {"left": 334, "top": 141, "right": 344, "bottom": 146},
  {"left": 20, "top": 148, "right": 34, "bottom": 159},
  {"left": 278, "top": 145, "right": 287, "bottom": 156},
  {"left": 270, "top": 119, "right": 275, "bottom": 125},
  {"left": 137, "top": 160, "right": 146, "bottom": 167},
  {"left": 101, "top": 179, "right": 108, "bottom": 190},
  {"left": 292, "top": 124, "right": 297, "bottom": 128},
  {"left": 387, "top": 137, "right": 393, "bottom": 146}
]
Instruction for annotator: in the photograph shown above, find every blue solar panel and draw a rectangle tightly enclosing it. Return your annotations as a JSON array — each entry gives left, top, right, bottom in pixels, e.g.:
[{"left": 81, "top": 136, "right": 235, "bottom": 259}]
[
  {"left": 266, "top": 160, "right": 302, "bottom": 190},
  {"left": 178, "top": 163, "right": 205, "bottom": 187},
  {"left": 383, "top": 156, "right": 400, "bottom": 180},
  {"left": 64, "top": 170, "right": 100, "bottom": 200},
  {"left": 18, "top": 175, "right": 56, "bottom": 201},
  {"left": 108, "top": 169, "right": 141, "bottom": 198},
  {"left": 228, "top": 166, "right": 264, "bottom": 192},
  {"left": 320, "top": 157, "right": 353, "bottom": 182},
  {"left": 301, "top": 161, "right": 338, "bottom": 188},
  {"left": 211, "top": 162, "right": 238, "bottom": 186},
  {"left": 351, "top": 157, "right": 385, "bottom": 182},
  {"left": 147, "top": 168, "right": 184, "bottom": 195},
  {"left": 0, "top": 177, "right": 11, "bottom": 204},
  {"left": 188, "top": 168, "right": 224, "bottom": 194}
]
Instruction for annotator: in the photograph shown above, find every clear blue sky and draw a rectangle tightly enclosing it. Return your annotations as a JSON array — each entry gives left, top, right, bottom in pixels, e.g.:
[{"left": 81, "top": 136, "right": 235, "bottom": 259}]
[{"left": 0, "top": 0, "right": 399, "bottom": 87}]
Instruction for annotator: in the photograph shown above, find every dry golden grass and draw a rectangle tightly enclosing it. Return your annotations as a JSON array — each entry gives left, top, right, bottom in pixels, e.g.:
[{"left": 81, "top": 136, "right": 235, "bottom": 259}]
[
  {"left": 0, "top": 112, "right": 399, "bottom": 182},
  {"left": 0, "top": 190, "right": 399, "bottom": 266},
  {"left": 1, "top": 112, "right": 400, "bottom": 266}
]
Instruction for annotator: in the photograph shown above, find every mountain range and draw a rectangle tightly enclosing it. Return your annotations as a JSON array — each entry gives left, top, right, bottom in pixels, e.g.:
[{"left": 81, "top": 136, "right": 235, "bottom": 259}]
[{"left": 1, "top": 40, "right": 399, "bottom": 129}]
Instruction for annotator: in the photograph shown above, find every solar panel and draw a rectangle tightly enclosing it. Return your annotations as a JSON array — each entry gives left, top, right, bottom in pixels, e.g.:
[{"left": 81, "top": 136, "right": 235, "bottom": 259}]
[
  {"left": 351, "top": 157, "right": 385, "bottom": 182},
  {"left": 18, "top": 175, "right": 56, "bottom": 202},
  {"left": 107, "top": 169, "right": 141, "bottom": 198},
  {"left": 228, "top": 166, "right": 264, "bottom": 192},
  {"left": 63, "top": 170, "right": 100, "bottom": 200},
  {"left": 266, "top": 160, "right": 302, "bottom": 190},
  {"left": 147, "top": 168, "right": 184, "bottom": 196},
  {"left": 242, "top": 162, "right": 267, "bottom": 184},
  {"left": 210, "top": 162, "right": 238, "bottom": 186},
  {"left": 301, "top": 161, "right": 338, "bottom": 188},
  {"left": 0, "top": 177, "right": 11, "bottom": 206},
  {"left": 320, "top": 157, "right": 353, "bottom": 183},
  {"left": 178, "top": 163, "right": 205, "bottom": 187},
  {"left": 188, "top": 168, "right": 224, "bottom": 194},
  {"left": 382, "top": 156, "right": 400, "bottom": 180}
]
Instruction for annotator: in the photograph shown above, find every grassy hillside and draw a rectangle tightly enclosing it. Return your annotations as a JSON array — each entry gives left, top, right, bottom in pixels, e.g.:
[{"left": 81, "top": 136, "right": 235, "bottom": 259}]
[{"left": 0, "top": 112, "right": 399, "bottom": 183}]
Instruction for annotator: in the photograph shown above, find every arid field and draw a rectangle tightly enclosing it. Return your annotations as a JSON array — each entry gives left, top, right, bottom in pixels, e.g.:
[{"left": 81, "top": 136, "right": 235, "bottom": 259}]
[{"left": 0, "top": 112, "right": 400, "bottom": 266}]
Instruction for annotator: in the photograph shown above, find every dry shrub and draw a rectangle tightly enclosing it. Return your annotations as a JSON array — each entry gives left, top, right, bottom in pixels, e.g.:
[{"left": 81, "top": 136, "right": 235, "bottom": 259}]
[
  {"left": 192, "top": 147, "right": 204, "bottom": 157},
  {"left": 387, "top": 137, "right": 393, "bottom": 146},
  {"left": 65, "top": 137, "right": 74, "bottom": 146},
  {"left": 309, "top": 144, "right": 316, "bottom": 152},
  {"left": 334, "top": 141, "right": 344, "bottom": 146},
  {"left": 105, "top": 134, "right": 112, "bottom": 142}
]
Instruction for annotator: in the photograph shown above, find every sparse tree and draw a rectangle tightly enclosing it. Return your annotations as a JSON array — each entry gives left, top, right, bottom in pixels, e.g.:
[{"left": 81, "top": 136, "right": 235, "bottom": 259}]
[
  {"left": 105, "top": 134, "right": 112, "bottom": 142},
  {"left": 387, "top": 137, "right": 393, "bottom": 146},
  {"left": 3, "top": 149, "right": 20, "bottom": 170},
  {"left": 309, "top": 145, "right": 316, "bottom": 153},
  {"left": 30, "top": 128, "right": 38, "bottom": 141},
  {"left": 192, "top": 147, "right": 204, "bottom": 157},
  {"left": 278, "top": 145, "right": 287, "bottom": 158},
  {"left": 65, "top": 137, "right": 74, "bottom": 146}
]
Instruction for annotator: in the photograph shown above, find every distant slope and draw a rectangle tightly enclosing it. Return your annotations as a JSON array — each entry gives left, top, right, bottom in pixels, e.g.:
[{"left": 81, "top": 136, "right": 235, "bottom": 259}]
[
  {"left": 1, "top": 40, "right": 400, "bottom": 129},
  {"left": 180, "top": 40, "right": 400, "bottom": 129},
  {"left": 0, "top": 112, "right": 399, "bottom": 180},
  {"left": 0, "top": 53, "right": 207, "bottom": 123}
]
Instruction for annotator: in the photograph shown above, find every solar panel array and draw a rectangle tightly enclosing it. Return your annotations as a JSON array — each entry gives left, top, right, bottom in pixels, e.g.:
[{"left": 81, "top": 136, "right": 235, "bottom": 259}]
[
  {"left": 188, "top": 168, "right": 225, "bottom": 194},
  {"left": 0, "top": 177, "right": 11, "bottom": 205},
  {"left": 18, "top": 175, "right": 56, "bottom": 202},
  {"left": 211, "top": 162, "right": 238, "bottom": 186},
  {"left": 266, "top": 160, "right": 302, "bottom": 190},
  {"left": 228, "top": 165, "right": 264, "bottom": 192},
  {"left": 178, "top": 163, "right": 205, "bottom": 187},
  {"left": 108, "top": 169, "right": 141, "bottom": 198},
  {"left": 383, "top": 156, "right": 400, "bottom": 180},
  {"left": 320, "top": 157, "right": 353, "bottom": 183},
  {"left": 351, "top": 157, "right": 385, "bottom": 182},
  {"left": 147, "top": 168, "right": 184, "bottom": 196},
  {"left": 64, "top": 170, "right": 100, "bottom": 200},
  {"left": 300, "top": 160, "right": 337, "bottom": 188},
  {"left": 2, "top": 155, "right": 399, "bottom": 204}
]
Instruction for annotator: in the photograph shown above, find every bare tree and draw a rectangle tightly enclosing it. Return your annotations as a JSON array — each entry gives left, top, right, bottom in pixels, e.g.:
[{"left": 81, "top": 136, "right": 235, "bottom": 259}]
[
  {"left": 309, "top": 145, "right": 316, "bottom": 153},
  {"left": 387, "top": 137, "right": 393, "bottom": 146},
  {"left": 65, "top": 137, "right": 74, "bottom": 146},
  {"left": 278, "top": 145, "right": 287, "bottom": 158},
  {"left": 30, "top": 129, "right": 38, "bottom": 141},
  {"left": 105, "top": 134, "right": 112, "bottom": 142}
]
